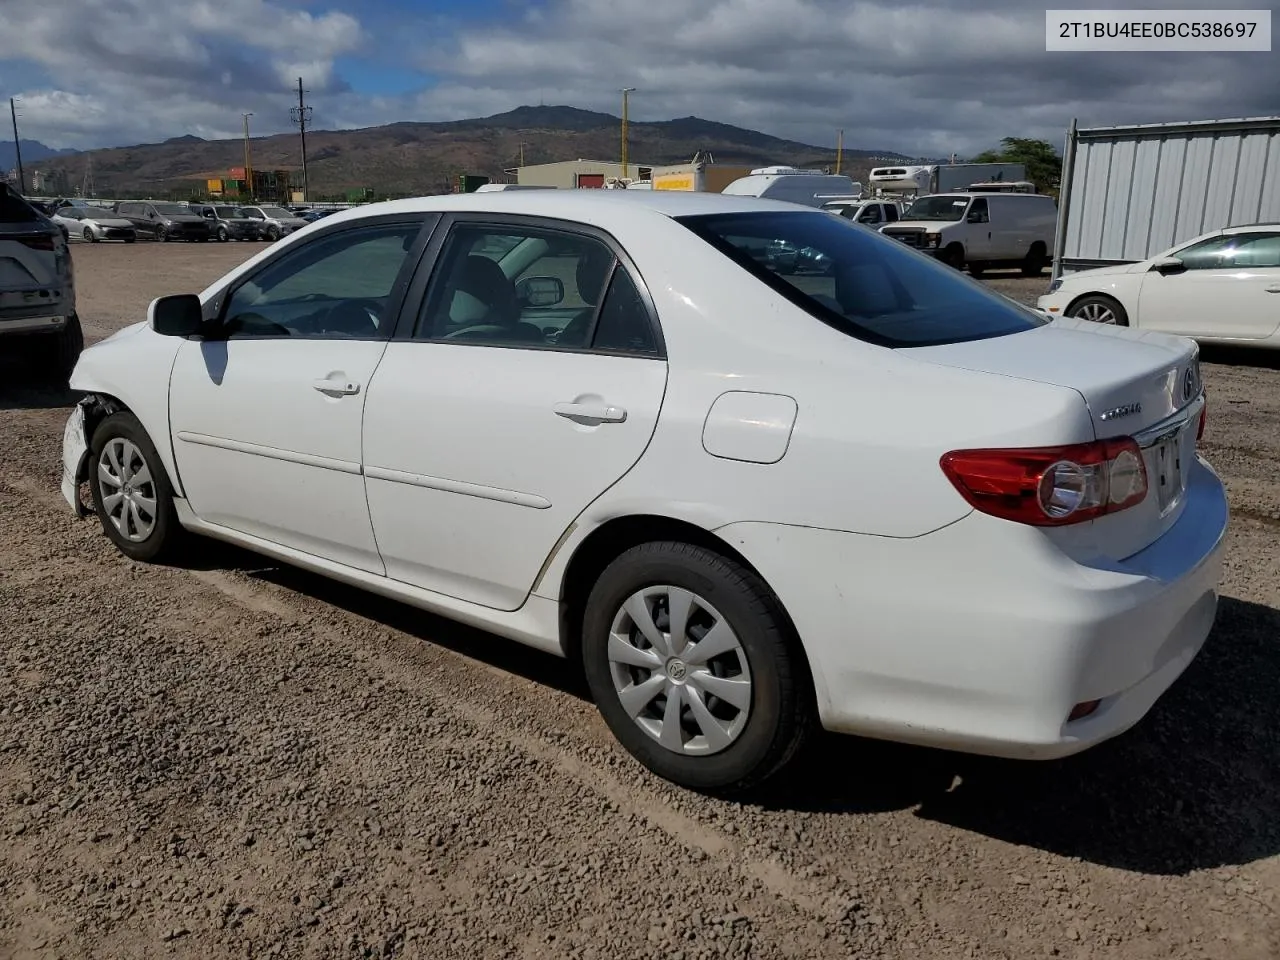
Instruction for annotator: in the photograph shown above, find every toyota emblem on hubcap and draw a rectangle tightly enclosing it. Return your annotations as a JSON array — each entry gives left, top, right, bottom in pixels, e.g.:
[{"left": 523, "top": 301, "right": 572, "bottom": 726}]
[{"left": 666, "top": 658, "right": 687, "bottom": 682}]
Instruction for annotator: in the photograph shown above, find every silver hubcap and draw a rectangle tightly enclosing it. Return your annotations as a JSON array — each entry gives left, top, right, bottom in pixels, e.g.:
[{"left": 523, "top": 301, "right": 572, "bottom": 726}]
[
  {"left": 97, "top": 438, "right": 158, "bottom": 542},
  {"left": 607, "top": 586, "right": 752, "bottom": 756},
  {"left": 1076, "top": 301, "right": 1116, "bottom": 324}
]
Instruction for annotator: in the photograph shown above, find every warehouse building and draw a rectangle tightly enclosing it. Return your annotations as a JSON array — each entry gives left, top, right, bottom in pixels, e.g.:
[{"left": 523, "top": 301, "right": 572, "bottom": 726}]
[
  {"left": 1054, "top": 114, "right": 1280, "bottom": 278},
  {"left": 515, "top": 159, "right": 653, "bottom": 189}
]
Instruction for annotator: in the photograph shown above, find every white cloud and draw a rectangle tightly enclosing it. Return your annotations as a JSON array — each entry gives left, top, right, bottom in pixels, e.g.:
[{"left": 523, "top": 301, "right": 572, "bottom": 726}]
[{"left": 1, "top": 0, "right": 1277, "bottom": 156}]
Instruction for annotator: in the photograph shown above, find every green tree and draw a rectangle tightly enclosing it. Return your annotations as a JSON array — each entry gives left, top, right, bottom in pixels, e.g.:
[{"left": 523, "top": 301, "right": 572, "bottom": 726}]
[{"left": 971, "top": 137, "right": 1062, "bottom": 196}]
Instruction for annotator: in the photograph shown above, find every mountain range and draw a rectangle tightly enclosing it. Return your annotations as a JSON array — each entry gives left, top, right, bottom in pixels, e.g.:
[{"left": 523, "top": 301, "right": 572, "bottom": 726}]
[
  {"left": 26, "top": 106, "right": 913, "bottom": 199},
  {"left": 0, "top": 139, "right": 78, "bottom": 171}
]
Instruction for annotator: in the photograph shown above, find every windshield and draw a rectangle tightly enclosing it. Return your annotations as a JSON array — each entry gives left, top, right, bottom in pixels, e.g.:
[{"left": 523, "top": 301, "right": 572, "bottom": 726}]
[
  {"left": 260, "top": 206, "right": 292, "bottom": 218},
  {"left": 903, "top": 195, "right": 970, "bottom": 221},
  {"left": 152, "top": 203, "right": 190, "bottom": 216},
  {"left": 676, "top": 211, "right": 1048, "bottom": 347}
]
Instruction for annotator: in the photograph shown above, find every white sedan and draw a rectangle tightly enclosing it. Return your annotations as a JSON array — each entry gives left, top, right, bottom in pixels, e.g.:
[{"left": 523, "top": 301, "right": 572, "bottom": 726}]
[
  {"left": 60, "top": 190, "right": 1227, "bottom": 794},
  {"left": 1037, "top": 223, "right": 1280, "bottom": 346}
]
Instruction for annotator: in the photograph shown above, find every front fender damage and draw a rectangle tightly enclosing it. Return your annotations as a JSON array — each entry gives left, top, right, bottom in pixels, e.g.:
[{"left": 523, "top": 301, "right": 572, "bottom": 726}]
[{"left": 60, "top": 393, "right": 122, "bottom": 518}]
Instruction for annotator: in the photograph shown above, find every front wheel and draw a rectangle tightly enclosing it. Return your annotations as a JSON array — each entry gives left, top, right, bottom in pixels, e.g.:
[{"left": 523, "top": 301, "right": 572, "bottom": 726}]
[
  {"left": 581, "top": 541, "right": 811, "bottom": 795},
  {"left": 1021, "top": 243, "right": 1048, "bottom": 276},
  {"left": 156, "top": 226, "right": 169, "bottom": 242},
  {"left": 83, "top": 227, "right": 98, "bottom": 244},
  {"left": 1067, "top": 294, "right": 1129, "bottom": 327},
  {"left": 216, "top": 226, "right": 229, "bottom": 242},
  {"left": 88, "top": 412, "right": 185, "bottom": 563},
  {"left": 267, "top": 225, "right": 281, "bottom": 241}
]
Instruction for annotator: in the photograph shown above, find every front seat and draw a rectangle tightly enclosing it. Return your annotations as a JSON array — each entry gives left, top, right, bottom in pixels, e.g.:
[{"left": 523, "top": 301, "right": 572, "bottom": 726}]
[
  {"left": 557, "top": 244, "right": 616, "bottom": 347},
  {"left": 446, "top": 255, "right": 543, "bottom": 342}
]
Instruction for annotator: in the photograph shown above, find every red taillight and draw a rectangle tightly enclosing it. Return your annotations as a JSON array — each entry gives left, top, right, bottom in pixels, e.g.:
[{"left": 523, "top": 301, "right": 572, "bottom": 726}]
[
  {"left": 940, "top": 438, "right": 1148, "bottom": 526},
  {"left": 16, "top": 233, "right": 55, "bottom": 251}
]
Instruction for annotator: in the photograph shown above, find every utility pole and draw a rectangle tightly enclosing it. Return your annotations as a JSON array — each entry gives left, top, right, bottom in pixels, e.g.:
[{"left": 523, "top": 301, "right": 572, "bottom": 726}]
[
  {"left": 835, "top": 129, "right": 843, "bottom": 176},
  {"left": 10, "top": 98, "right": 25, "bottom": 195},
  {"left": 241, "top": 113, "right": 254, "bottom": 201},
  {"left": 289, "top": 77, "right": 312, "bottom": 202},
  {"left": 620, "top": 87, "right": 636, "bottom": 179}
]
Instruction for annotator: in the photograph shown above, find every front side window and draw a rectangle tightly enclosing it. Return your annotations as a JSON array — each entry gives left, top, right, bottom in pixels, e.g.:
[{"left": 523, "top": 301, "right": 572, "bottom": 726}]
[
  {"left": 1175, "top": 232, "right": 1280, "bottom": 269},
  {"left": 678, "top": 210, "right": 1049, "bottom": 347},
  {"left": 416, "top": 223, "right": 625, "bottom": 349},
  {"left": 220, "top": 223, "right": 421, "bottom": 339}
]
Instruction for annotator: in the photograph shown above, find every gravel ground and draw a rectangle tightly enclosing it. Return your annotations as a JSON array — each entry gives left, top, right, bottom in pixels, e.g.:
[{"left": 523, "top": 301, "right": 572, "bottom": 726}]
[{"left": 1, "top": 243, "right": 1277, "bottom": 960}]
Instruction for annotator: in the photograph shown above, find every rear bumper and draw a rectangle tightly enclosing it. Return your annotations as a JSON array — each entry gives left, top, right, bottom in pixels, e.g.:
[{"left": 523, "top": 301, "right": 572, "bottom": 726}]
[
  {"left": 716, "top": 457, "right": 1228, "bottom": 759},
  {"left": 0, "top": 313, "right": 69, "bottom": 335}
]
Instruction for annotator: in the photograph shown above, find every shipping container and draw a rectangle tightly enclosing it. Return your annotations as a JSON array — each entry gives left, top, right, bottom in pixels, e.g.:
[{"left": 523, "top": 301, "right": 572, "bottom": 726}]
[
  {"left": 229, "top": 167, "right": 246, "bottom": 180},
  {"left": 1053, "top": 115, "right": 1280, "bottom": 279},
  {"left": 576, "top": 173, "right": 606, "bottom": 189}
]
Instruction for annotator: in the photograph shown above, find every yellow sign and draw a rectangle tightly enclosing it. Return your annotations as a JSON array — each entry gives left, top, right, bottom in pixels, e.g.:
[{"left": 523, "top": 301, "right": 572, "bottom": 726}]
[
  {"left": 206, "top": 179, "right": 223, "bottom": 193},
  {"left": 654, "top": 174, "right": 695, "bottom": 191}
]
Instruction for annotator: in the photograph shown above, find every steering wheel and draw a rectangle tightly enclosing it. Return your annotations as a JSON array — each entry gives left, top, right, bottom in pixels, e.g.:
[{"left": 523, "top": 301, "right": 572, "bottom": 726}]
[
  {"left": 443, "top": 324, "right": 510, "bottom": 341},
  {"left": 320, "top": 298, "right": 383, "bottom": 336},
  {"left": 224, "top": 312, "right": 292, "bottom": 337}
]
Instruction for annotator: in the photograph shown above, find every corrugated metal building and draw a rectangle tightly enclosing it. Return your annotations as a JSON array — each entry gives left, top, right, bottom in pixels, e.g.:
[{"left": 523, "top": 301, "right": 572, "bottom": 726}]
[
  {"left": 516, "top": 159, "right": 653, "bottom": 189},
  {"left": 1053, "top": 115, "right": 1280, "bottom": 278}
]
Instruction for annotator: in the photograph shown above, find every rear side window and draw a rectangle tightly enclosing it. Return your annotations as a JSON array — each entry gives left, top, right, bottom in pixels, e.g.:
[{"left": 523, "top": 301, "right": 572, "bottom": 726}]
[
  {"left": 677, "top": 211, "right": 1049, "bottom": 347},
  {"left": 0, "top": 184, "right": 40, "bottom": 223}
]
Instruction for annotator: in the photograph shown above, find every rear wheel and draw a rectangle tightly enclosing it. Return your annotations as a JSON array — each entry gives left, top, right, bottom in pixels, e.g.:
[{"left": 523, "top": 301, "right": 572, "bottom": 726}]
[
  {"left": 581, "top": 541, "right": 811, "bottom": 795},
  {"left": 267, "top": 224, "right": 281, "bottom": 241},
  {"left": 1021, "top": 242, "right": 1048, "bottom": 276},
  {"left": 1068, "top": 294, "right": 1129, "bottom": 327},
  {"left": 88, "top": 412, "right": 185, "bottom": 563}
]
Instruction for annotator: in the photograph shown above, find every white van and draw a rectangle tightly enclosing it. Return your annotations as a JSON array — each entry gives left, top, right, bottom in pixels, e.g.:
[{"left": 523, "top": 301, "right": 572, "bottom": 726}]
[
  {"left": 879, "top": 192, "right": 1057, "bottom": 276},
  {"left": 721, "top": 167, "right": 863, "bottom": 208}
]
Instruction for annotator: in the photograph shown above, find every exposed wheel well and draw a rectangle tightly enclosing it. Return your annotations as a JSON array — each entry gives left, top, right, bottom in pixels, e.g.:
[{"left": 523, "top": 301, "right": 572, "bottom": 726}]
[
  {"left": 1028, "top": 241, "right": 1047, "bottom": 255},
  {"left": 556, "top": 515, "right": 813, "bottom": 683}
]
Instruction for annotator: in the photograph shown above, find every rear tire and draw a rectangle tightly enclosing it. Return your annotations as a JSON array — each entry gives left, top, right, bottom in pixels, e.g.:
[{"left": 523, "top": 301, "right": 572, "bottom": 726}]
[
  {"left": 1021, "top": 243, "right": 1048, "bottom": 276},
  {"left": 216, "top": 226, "right": 229, "bottom": 242},
  {"left": 1067, "top": 294, "right": 1129, "bottom": 327},
  {"left": 581, "top": 541, "right": 812, "bottom": 795},
  {"left": 88, "top": 412, "right": 185, "bottom": 563}
]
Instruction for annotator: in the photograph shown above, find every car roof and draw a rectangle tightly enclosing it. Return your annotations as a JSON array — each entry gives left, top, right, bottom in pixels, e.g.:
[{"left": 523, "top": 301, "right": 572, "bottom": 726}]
[{"left": 320, "top": 189, "right": 832, "bottom": 230}]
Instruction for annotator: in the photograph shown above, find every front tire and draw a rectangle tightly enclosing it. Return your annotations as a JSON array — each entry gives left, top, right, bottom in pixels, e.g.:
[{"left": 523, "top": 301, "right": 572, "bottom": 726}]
[
  {"left": 1068, "top": 294, "right": 1129, "bottom": 326},
  {"left": 88, "top": 412, "right": 185, "bottom": 563},
  {"left": 83, "top": 227, "right": 98, "bottom": 244},
  {"left": 156, "top": 226, "right": 169, "bottom": 242},
  {"left": 581, "top": 541, "right": 811, "bottom": 795},
  {"left": 216, "top": 226, "right": 229, "bottom": 242}
]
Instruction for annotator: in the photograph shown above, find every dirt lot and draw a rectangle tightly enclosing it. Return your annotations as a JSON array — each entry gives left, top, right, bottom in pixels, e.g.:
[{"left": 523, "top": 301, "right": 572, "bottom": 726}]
[{"left": 1, "top": 242, "right": 1277, "bottom": 959}]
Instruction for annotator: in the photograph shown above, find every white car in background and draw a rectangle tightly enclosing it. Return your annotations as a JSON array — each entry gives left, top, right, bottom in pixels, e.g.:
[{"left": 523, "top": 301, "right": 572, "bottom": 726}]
[
  {"left": 51, "top": 205, "right": 138, "bottom": 243},
  {"left": 1038, "top": 223, "right": 1280, "bottom": 346},
  {"left": 58, "top": 191, "right": 1227, "bottom": 794}
]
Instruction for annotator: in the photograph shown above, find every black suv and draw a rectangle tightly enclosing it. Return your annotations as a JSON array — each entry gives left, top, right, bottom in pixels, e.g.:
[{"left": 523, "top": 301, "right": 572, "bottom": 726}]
[
  {"left": 188, "top": 203, "right": 265, "bottom": 241},
  {"left": 113, "top": 200, "right": 212, "bottom": 242}
]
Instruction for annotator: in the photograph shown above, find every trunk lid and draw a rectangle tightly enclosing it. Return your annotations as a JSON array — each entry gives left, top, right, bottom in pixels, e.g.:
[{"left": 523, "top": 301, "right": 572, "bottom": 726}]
[
  {"left": 1, "top": 186, "right": 67, "bottom": 314},
  {"left": 905, "top": 317, "right": 1204, "bottom": 561}
]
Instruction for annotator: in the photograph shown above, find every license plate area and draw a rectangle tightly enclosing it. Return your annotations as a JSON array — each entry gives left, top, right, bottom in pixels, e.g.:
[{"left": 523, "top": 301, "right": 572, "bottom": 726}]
[{"left": 1151, "top": 425, "right": 1189, "bottom": 515}]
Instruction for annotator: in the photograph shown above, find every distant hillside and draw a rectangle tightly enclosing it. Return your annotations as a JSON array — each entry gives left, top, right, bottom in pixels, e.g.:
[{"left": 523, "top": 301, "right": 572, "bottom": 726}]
[
  {"left": 0, "top": 139, "right": 78, "bottom": 171},
  {"left": 35, "top": 105, "right": 911, "bottom": 199}
]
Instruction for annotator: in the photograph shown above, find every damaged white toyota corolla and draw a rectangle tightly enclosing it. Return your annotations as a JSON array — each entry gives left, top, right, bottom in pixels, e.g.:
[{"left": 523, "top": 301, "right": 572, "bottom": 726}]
[{"left": 60, "top": 190, "right": 1228, "bottom": 794}]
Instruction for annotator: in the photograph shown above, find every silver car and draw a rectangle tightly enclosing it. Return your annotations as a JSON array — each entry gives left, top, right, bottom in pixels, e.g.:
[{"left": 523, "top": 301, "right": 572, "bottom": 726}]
[
  {"left": 238, "top": 204, "right": 309, "bottom": 241},
  {"left": 51, "top": 205, "right": 138, "bottom": 243},
  {"left": 0, "top": 183, "right": 82, "bottom": 380}
]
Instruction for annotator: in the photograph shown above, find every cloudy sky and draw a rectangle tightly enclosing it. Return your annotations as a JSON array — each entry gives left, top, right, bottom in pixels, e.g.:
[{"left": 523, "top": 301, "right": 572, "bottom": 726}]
[{"left": 0, "top": 0, "right": 1277, "bottom": 157}]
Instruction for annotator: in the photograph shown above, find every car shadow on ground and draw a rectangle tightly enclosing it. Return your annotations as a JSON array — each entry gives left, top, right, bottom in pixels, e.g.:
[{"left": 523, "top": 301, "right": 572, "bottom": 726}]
[
  {"left": 0, "top": 357, "right": 79, "bottom": 410},
  {"left": 174, "top": 541, "right": 1277, "bottom": 876},
  {"left": 752, "top": 595, "right": 1280, "bottom": 876},
  {"left": 1200, "top": 344, "right": 1280, "bottom": 371}
]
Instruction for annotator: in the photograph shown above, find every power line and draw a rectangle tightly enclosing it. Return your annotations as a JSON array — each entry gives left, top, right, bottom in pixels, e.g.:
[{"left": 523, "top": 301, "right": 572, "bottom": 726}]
[{"left": 10, "top": 98, "right": 25, "bottom": 195}]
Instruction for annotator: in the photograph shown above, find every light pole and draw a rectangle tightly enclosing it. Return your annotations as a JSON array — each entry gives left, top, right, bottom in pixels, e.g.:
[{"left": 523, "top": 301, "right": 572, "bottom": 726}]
[
  {"left": 620, "top": 87, "right": 636, "bottom": 179},
  {"left": 241, "top": 113, "right": 253, "bottom": 201},
  {"left": 9, "top": 98, "right": 25, "bottom": 195}
]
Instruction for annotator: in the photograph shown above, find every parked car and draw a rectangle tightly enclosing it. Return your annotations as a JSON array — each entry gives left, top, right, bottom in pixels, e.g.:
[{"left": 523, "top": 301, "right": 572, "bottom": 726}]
[
  {"left": 300, "top": 208, "right": 337, "bottom": 223},
  {"left": 1037, "top": 223, "right": 1280, "bottom": 347},
  {"left": 51, "top": 205, "right": 138, "bottom": 243},
  {"left": 59, "top": 191, "right": 1226, "bottom": 794},
  {"left": 821, "top": 198, "right": 907, "bottom": 225},
  {"left": 237, "top": 204, "right": 309, "bottom": 240},
  {"left": 188, "top": 203, "right": 265, "bottom": 242},
  {"left": 881, "top": 191, "right": 1057, "bottom": 276},
  {"left": 113, "top": 200, "right": 212, "bottom": 242},
  {"left": 0, "top": 182, "right": 82, "bottom": 378}
]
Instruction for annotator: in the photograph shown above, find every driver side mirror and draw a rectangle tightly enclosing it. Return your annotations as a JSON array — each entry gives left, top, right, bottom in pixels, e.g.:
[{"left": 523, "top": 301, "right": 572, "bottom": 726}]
[
  {"left": 149, "top": 293, "right": 204, "bottom": 337},
  {"left": 1151, "top": 256, "right": 1187, "bottom": 276},
  {"left": 516, "top": 276, "right": 564, "bottom": 308}
]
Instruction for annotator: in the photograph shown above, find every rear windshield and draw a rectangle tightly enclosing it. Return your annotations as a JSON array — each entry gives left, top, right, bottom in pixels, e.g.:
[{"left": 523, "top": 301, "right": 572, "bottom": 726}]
[
  {"left": 676, "top": 211, "right": 1048, "bottom": 347},
  {"left": 0, "top": 184, "right": 42, "bottom": 224}
]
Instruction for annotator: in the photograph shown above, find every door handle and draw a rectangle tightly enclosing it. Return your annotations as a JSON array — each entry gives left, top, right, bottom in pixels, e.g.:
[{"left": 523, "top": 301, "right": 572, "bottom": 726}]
[
  {"left": 313, "top": 378, "right": 360, "bottom": 396},
  {"left": 554, "top": 401, "right": 627, "bottom": 423}
]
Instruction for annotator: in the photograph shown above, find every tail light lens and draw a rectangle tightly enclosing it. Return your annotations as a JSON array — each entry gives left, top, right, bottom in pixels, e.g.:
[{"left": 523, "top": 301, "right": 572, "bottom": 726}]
[
  {"left": 940, "top": 439, "right": 1148, "bottom": 526},
  {"left": 16, "top": 233, "right": 55, "bottom": 251}
]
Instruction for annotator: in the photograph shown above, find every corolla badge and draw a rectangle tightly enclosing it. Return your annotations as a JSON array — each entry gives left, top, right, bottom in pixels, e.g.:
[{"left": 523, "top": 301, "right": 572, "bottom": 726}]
[{"left": 1100, "top": 402, "right": 1143, "bottom": 421}]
